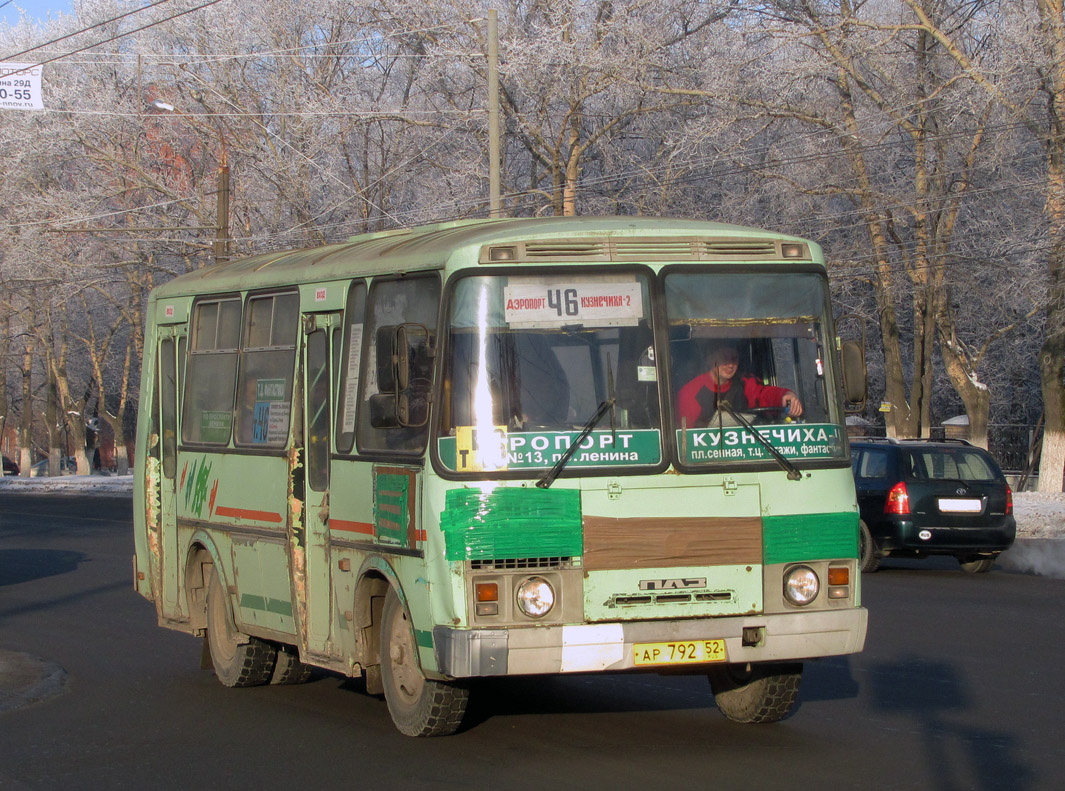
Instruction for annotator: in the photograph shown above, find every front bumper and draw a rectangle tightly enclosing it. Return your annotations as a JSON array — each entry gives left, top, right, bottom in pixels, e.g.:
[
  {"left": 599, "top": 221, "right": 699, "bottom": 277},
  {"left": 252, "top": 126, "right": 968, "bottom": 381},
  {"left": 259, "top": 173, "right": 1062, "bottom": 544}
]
[{"left": 433, "top": 607, "right": 867, "bottom": 678}]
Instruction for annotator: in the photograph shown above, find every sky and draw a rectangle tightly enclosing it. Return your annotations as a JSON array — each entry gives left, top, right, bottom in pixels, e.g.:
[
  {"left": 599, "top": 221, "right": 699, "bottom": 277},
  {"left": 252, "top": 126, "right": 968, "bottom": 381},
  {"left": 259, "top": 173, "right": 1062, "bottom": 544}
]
[{"left": 0, "top": 0, "right": 73, "bottom": 29}]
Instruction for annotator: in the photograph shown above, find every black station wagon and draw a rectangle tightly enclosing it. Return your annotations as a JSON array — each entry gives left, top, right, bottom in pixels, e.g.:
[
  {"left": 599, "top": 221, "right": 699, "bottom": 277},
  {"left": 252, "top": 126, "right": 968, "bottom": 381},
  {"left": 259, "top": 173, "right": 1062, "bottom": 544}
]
[{"left": 851, "top": 438, "right": 1016, "bottom": 573}]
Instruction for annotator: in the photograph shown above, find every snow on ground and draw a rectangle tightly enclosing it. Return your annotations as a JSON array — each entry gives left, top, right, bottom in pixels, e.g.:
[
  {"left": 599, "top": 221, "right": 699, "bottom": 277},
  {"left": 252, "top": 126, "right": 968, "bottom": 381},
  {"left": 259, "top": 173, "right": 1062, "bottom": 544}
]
[{"left": 0, "top": 474, "right": 133, "bottom": 495}]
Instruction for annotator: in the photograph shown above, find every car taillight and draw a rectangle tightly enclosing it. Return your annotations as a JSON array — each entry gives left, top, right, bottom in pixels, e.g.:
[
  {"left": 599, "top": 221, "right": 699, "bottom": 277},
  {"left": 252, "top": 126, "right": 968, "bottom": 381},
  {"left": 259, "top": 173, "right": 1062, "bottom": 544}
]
[
  {"left": 885, "top": 481, "right": 910, "bottom": 515},
  {"left": 1006, "top": 485, "right": 1013, "bottom": 515}
]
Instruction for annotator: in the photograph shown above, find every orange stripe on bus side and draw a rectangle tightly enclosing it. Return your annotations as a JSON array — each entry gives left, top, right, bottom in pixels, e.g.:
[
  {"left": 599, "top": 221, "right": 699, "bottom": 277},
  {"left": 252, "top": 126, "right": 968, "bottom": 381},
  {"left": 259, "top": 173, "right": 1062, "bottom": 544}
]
[
  {"left": 330, "top": 519, "right": 375, "bottom": 536},
  {"left": 214, "top": 506, "right": 284, "bottom": 524}
]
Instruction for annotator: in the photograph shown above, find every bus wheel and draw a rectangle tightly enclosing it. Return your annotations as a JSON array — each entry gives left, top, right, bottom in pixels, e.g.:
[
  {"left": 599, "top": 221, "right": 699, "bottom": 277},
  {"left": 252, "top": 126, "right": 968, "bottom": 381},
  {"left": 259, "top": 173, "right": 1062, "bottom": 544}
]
[
  {"left": 708, "top": 662, "right": 802, "bottom": 724},
  {"left": 859, "top": 521, "right": 881, "bottom": 573},
  {"left": 270, "top": 644, "right": 313, "bottom": 685},
  {"left": 206, "top": 566, "right": 276, "bottom": 687},
  {"left": 380, "top": 588, "right": 468, "bottom": 737}
]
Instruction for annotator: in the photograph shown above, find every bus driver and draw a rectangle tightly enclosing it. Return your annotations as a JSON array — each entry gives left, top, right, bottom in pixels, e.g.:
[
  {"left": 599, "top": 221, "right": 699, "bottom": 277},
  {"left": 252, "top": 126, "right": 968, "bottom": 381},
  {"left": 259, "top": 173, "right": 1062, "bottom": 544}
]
[{"left": 677, "top": 341, "right": 803, "bottom": 427}]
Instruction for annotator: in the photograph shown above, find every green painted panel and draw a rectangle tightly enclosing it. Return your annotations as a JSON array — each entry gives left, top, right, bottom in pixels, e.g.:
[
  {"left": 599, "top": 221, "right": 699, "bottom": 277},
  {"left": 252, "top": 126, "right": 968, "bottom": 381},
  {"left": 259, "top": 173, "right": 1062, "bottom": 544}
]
[
  {"left": 375, "top": 473, "right": 409, "bottom": 546},
  {"left": 415, "top": 629, "right": 434, "bottom": 649},
  {"left": 440, "top": 486, "right": 582, "bottom": 562},
  {"left": 239, "top": 593, "right": 294, "bottom": 617},
  {"left": 763, "top": 512, "right": 858, "bottom": 565}
]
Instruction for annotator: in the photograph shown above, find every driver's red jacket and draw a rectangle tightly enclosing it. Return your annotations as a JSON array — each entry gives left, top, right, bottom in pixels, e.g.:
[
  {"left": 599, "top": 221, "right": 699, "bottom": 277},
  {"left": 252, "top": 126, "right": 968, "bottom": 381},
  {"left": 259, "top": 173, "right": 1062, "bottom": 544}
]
[{"left": 676, "top": 373, "right": 790, "bottom": 428}]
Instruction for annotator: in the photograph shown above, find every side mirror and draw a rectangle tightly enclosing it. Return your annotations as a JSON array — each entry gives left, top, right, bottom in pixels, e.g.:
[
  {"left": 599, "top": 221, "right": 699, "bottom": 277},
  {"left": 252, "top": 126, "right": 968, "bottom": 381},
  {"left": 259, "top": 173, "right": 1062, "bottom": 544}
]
[{"left": 371, "top": 323, "right": 434, "bottom": 428}]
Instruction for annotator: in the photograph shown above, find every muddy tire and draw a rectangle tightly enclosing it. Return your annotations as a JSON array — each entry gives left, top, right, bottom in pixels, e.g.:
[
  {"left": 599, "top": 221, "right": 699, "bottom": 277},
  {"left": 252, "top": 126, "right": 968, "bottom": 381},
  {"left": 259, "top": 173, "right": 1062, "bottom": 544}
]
[
  {"left": 958, "top": 555, "right": 995, "bottom": 573},
  {"left": 270, "top": 644, "right": 313, "bottom": 685},
  {"left": 859, "top": 520, "right": 881, "bottom": 573},
  {"left": 708, "top": 662, "right": 803, "bottom": 724},
  {"left": 206, "top": 566, "right": 276, "bottom": 687},
  {"left": 380, "top": 587, "right": 468, "bottom": 737}
]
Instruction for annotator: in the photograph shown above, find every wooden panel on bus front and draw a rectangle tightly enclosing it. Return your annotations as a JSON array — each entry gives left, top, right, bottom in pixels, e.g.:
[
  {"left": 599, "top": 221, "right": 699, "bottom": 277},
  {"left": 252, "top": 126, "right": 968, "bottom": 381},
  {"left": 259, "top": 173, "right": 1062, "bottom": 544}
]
[{"left": 581, "top": 515, "right": 762, "bottom": 570}]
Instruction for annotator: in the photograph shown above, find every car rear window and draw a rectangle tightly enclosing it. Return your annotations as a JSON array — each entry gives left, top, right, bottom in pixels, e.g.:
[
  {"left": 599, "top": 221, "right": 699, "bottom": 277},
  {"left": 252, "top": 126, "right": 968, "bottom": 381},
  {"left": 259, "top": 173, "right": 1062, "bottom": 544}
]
[
  {"left": 905, "top": 448, "right": 1000, "bottom": 482},
  {"left": 855, "top": 448, "right": 890, "bottom": 479}
]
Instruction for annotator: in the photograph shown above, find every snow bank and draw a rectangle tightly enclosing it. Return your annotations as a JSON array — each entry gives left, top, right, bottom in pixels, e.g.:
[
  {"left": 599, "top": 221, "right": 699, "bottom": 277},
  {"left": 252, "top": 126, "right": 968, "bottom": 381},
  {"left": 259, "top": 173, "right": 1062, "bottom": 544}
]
[{"left": 0, "top": 474, "right": 133, "bottom": 495}]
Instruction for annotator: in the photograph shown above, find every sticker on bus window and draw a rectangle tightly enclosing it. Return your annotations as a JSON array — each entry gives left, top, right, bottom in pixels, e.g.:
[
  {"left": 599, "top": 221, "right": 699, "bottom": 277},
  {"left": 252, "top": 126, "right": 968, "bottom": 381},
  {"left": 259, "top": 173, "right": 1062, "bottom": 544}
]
[
  {"left": 677, "top": 423, "right": 844, "bottom": 464},
  {"left": 504, "top": 282, "right": 642, "bottom": 328},
  {"left": 200, "top": 411, "right": 232, "bottom": 443},
  {"left": 252, "top": 402, "right": 290, "bottom": 444},
  {"left": 342, "top": 323, "right": 364, "bottom": 434},
  {"left": 441, "top": 428, "right": 662, "bottom": 471},
  {"left": 454, "top": 425, "right": 509, "bottom": 471}
]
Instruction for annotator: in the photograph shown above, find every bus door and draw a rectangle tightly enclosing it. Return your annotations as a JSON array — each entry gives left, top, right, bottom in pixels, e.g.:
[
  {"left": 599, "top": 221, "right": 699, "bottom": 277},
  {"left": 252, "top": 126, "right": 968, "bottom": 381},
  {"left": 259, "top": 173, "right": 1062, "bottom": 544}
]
[
  {"left": 299, "top": 311, "right": 341, "bottom": 657},
  {"left": 156, "top": 328, "right": 185, "bottom": 614}
]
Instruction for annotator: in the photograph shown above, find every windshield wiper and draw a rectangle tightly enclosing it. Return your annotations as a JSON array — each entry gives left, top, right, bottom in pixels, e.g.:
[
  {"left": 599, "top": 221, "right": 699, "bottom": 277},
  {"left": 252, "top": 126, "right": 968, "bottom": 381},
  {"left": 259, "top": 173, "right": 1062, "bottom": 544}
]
[
  {"left": 716, "top": 401, "right": 803, "bottom": 482},
  {"left": 537, "top": 359, "right": 617, "bottom": 489}
]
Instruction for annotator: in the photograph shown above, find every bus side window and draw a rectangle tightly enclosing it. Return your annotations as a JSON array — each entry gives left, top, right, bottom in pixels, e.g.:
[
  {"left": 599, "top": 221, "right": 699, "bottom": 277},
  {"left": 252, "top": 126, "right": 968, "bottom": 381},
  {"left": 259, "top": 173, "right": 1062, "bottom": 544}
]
[
  {"left": 159, "top": 338, "right": 178, "bottom": 478},
  {"left": 182, "top": 298, "right": 241, "bottom": 445},
  {"left": 336, "top": 281, "right": 367, "bottom": 454},
  {"left": 234, "top": 292, "right": 300, "bottom": 447},
  {"left": 357, "top": 275, "right": 440, "bottom": 454}
]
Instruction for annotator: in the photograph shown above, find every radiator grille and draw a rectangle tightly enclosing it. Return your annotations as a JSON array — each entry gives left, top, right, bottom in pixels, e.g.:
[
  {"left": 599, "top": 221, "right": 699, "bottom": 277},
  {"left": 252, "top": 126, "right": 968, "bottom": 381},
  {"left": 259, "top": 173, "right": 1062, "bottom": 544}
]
[{"left": 470, "top": 556, "right": 572, "bottom": 571}]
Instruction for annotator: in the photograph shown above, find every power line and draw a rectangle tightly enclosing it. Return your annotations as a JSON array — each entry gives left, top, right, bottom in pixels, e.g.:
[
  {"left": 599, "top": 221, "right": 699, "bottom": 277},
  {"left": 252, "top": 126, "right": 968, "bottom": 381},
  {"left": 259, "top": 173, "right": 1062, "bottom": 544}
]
[
  {"left": 2, "top": 0, "right": 225, "bottom": 78},
  {"left": 2, "top": 0, "right": 173, "bottom": 62}
]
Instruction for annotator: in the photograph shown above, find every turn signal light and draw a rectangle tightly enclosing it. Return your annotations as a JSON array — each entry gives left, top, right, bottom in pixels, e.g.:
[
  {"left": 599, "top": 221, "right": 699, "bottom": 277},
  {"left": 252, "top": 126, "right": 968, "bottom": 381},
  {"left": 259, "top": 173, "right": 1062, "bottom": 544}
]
[
  {"left": 828, "top": 566, "right": 849, "bottom": 586},
  {"left": 475, "top": 582, "right": 499, "bottom": 602},
  {"left": 885, "top": 481, "right": 910, "bottom": 515}
]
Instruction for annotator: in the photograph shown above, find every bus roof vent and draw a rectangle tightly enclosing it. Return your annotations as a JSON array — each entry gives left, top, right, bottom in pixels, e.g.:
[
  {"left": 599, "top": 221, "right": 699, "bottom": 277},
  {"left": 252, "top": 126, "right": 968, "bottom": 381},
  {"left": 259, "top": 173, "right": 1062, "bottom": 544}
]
[
  {"left": 523, "top": 240, "right": 609, "bottom": 259},
  {"left": 611, "top": 239, "right": 697, "bottom": 260},
  {"left": 480, "top": 237, "right": 788, "bottom": 263},
  {"left": 698, "top": 240, "right": 778, "bottom": 257}
]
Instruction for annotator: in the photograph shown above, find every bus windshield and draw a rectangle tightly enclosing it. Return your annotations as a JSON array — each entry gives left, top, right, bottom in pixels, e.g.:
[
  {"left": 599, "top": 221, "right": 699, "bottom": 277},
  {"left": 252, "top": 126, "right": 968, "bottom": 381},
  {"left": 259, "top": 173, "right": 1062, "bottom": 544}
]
[
  {"left": 665, "top": 270, "right": 845, "bottom": 466},
  {"left": 438, "top": 270, "right": 662, "bottom": 473}
]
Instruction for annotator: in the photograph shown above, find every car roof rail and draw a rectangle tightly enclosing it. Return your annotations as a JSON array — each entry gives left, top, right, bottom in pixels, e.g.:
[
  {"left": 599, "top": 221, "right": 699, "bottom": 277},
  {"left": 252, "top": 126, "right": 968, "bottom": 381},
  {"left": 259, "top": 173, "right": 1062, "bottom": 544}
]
[{"left": 852, "top": 436, "right": 974, "bottom": 447}]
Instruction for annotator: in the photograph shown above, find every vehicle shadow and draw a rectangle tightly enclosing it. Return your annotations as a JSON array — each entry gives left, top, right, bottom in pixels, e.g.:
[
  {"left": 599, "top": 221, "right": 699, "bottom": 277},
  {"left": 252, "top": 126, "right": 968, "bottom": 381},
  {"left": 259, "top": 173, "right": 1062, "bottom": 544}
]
[
  {"left": 0, "top": 548, "right": 86, "bottom": 587},
  {"left": 867, "top": 654, "right": 1034, "bottom": 791}
]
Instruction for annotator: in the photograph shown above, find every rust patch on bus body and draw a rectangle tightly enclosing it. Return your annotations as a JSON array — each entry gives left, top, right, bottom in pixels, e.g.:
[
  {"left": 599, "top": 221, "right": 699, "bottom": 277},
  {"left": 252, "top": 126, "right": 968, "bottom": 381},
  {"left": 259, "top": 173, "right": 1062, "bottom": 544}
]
[
  {"left": 144, "top": 452, "right": 163, "bottom": 613},
  {"left": 582, "top": 515, "right": 762, "bottom": 570},
  {"left": 289, "top": 444, "right": 308, "bottom": 648}
]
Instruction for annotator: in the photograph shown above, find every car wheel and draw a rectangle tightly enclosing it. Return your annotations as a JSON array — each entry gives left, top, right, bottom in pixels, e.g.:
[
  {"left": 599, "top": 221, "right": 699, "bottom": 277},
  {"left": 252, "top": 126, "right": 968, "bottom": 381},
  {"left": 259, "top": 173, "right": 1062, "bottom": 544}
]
[
  {"left": 958, "top": 555, "right": 995, "bottom": 573},
  {"left": 859, "top": 520, "right": 881, "bottom": 573}
]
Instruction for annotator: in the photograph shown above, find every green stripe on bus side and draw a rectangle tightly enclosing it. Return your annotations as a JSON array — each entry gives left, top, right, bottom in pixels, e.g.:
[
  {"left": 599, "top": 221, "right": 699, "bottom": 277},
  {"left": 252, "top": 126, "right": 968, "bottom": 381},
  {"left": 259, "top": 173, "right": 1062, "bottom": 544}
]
[
  {"left": 415, "top": 629, "right": 434, "bottom": 649},
  {"left": 239, "top": 594, "right": 294, "bottom": 617},
  {"left": 762, "top": 512, "right": 859, "bottom": 565},
  {"left": 440, "top": 487, "right": 582, "bottom": 562}
]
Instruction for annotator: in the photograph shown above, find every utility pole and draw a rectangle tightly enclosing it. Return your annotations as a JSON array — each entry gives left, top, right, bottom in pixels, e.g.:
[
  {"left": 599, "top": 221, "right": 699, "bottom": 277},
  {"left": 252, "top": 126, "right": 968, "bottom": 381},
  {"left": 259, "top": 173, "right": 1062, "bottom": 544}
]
[
  {"left": 214, "top": 152, "right": 230, "bottom": 263},
  {"left": 488, "top": 9, "right": 501, "bottom": 218}
]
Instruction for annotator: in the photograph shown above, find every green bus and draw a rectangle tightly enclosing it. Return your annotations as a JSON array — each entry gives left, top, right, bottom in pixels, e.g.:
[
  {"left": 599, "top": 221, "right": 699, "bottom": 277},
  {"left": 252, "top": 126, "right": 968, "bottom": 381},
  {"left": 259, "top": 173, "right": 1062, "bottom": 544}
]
[{"left": 133, "top": 216, "right": 868, "bottom": 736}]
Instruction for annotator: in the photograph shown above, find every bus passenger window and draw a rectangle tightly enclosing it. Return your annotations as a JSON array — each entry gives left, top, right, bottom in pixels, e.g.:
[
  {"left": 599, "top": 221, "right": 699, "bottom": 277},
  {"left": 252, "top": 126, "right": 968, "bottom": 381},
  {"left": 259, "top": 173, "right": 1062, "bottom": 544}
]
[
  {"left": 235, "top": 292, "right": 299, "bottom": 448},
  {"left": 182, "top": 298, "right": 241, "bottom": 444}
]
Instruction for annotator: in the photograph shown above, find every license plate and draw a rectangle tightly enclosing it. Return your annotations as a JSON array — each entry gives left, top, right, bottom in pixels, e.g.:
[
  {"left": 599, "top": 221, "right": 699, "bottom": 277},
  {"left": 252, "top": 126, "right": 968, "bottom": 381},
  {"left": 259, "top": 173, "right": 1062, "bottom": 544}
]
[
  {"left": 938, "top": 498, "right": 982, "bottom": 513},
  {"left": 633, "top": 639, "right": 728, "bottom": 667}
]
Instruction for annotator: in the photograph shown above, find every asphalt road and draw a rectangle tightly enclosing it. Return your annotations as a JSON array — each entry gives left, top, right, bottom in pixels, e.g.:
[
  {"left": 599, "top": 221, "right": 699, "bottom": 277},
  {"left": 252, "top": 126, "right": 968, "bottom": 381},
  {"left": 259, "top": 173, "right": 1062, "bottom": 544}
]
[{"left": 1, "top": 493, "right": 1063, "bottom": 790}]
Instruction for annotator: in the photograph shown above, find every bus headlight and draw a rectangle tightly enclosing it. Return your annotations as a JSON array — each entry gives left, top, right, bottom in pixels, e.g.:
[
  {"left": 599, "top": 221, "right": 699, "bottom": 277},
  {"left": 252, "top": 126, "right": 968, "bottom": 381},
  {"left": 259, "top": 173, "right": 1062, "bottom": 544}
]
[
  {"left": 784, "top": 566, "right": 820, "bottom": 606},
  {"left": 516, "top": 576, "right": 555, "bottom": 618}
]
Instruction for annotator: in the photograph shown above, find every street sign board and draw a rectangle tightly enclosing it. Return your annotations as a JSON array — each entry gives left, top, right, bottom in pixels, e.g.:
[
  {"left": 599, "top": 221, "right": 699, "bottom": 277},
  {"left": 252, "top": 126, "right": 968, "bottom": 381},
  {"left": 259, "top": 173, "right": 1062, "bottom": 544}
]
[{"left": 0, "top": 63, "right": 44, "bottom": 110}]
